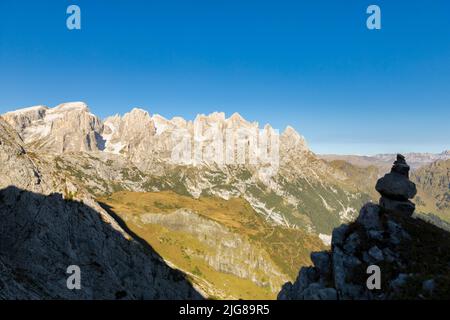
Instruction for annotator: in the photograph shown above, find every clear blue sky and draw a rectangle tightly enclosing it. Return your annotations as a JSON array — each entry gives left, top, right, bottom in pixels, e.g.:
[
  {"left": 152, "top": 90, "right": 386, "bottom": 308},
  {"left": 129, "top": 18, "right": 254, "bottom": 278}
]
[{"left": 0, "top": 0, "right": 449, "bottom": 155}]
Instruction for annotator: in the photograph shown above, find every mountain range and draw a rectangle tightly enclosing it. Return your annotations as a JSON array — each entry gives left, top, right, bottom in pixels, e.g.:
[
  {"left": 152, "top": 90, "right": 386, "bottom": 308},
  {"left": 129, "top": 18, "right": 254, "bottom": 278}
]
[
  {"left": 320, "top": 152, "right": 450, "bottom": 171},
  {"left": 1, "top": 101, "right": 448, "bottom": 299}
]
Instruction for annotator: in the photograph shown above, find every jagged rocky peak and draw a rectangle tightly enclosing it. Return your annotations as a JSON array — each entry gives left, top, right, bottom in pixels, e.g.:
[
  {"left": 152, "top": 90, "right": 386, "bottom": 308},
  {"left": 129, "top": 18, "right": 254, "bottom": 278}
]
[
  {"left": 170, "top": 116, "right": 188, "bottom": 128},
  {"left": 121, "top": 108, "right": 155, "bottom": 134},
  {"left": 375, "top": 154, "right": 417, "bottom": 216},
  {"left": 229, "top": 111, "right": 245, "bottom": 123},
  {"left": 191, "top": 111, "right": 256, "bottom": 130},
  {"left": 2, "top": 102, "right": 103, "bottom": 152},
  {"left": 225, "top": 112, "right": 257, "bottom": 129},
  {"left": 126, "top": 107, "right": 151, "bottom": 118},
  {"left": 204, "top": 111, "right": 226, "bottom": 123},
  {"left": 51, "top": 101, "right": 89, "bottom": 113},
  {"left": 2, "top": 102, "right": 314, "bottom": 167},
  {"left": 102, "top": 107, "right": 156, "bottom": 155},
  {"left": 280, "top": 125, "right": 308, "bottom": 151},
  {"left": 282, "top": 125, "right": 303, "bottom": 140},
  {"left": 3, "top": 105, "right": 48, "bottom": 122},
  {"left": 3, "top": 105, "right": 48, "bottom": 135},
  {"left": 151, "top": 114, "right": 171, "bottom": 135}
]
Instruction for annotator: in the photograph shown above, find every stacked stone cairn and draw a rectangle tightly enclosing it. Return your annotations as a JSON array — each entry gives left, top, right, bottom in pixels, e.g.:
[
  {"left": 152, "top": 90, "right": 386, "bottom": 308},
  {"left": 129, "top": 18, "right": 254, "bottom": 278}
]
[{"left": 375, "top": 154, "right": 417, "bottom": 216}]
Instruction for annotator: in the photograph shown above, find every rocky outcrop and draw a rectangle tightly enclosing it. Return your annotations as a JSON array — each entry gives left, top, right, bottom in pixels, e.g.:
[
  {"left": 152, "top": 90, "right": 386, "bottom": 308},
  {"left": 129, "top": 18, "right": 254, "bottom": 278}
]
[
  {"left": 2, "top": 102, "right": 104, "bottom": 153},
  {"left": 278, "top": 155, "right": 450, "bottom": 300},
  {"left": 0, "top": 117, "right": 43, "bottom": 192}
]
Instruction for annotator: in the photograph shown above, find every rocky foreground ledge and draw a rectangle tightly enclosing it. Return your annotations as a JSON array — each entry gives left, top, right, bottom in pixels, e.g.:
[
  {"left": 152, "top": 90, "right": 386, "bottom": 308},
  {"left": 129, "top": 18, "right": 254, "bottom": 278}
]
[{"left": 278, "top": 155, "right": 450, "bottom": 300}]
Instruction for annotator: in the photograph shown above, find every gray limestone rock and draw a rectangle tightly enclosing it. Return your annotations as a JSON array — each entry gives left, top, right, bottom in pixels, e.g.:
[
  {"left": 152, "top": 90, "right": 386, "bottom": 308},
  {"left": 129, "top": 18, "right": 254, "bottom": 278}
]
[
  {"left": 343, "top": 233, "right": 361, "bottom": 255},
  {"left": 376, "top": 172, "right": 417, "bottom": 201},
  {"left": 311, "top": 252, "right": 331, "bottom": 277},
  {"left": 332, "top": 224, "right": 349, "bottom": 248},
  {"left": 356, "top": 203, "right": 382, "bottom": 231},
  {"left": 380, "top": 197, "right": 415, "bottom": 216},
  {"left": 368, "top": 246, "right": 384, "bottom": 262}
]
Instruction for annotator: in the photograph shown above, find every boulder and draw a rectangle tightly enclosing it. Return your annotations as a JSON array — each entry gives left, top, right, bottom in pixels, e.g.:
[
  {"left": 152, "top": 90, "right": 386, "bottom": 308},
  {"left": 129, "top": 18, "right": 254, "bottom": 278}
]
[
  {"left": 368, "top": 246, "right": 384, "bottom": 262},
  {"left": 387, "top": 219, "right": 411, "bottom": 245},
  {"left": 367, "top": 230, "right": 384, "bottom": 241},
  {"left": 356, "top": 203, "right": 382, "bottom": 231},
  {"left": 391, "top": 154, "right": 410, "bottom": 177},
  {"left": 302, "top": 283, "right": 337, "bottom": 300},
  {"left": 343, "top": 233, "right": 361, "bottom": 255},
  {"left": 311, "top": 252, "right": 331, "bottom": 277},
  {"left": 375, "top": 173, "right": 417, "bottom": 201},
  {"left": 331, "top": 224, "right": 349, "bottom": 247},
  {"left": 380, "top": 197, "right": 415, "bottom": 216},
  {"left": 390, "top": 273, "right": 410, "bottom": 292},
  {"left": 278, "top": 266, "right": 319, "bottom": 299},
  {"left": 332, "top": 247, "right": 362, "bottom": 298}
]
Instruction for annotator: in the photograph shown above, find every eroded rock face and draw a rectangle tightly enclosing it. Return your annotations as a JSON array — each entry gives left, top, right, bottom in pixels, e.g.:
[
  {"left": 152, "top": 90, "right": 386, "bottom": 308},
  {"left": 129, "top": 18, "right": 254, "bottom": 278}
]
[
  {"left": 0, "top": 117, "right": 42, "bottom": 192},
  {"left": 2, "top": 102, "right": 104, "bottom": 153}
]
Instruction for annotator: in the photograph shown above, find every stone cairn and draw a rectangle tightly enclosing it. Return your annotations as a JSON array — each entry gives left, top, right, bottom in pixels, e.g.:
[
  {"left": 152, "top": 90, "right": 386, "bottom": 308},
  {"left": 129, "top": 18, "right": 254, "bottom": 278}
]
[
  {"left": 375, "top": 154, "right": 417, "bottom": 216},
  {"left": 277, "top": 155, "right": 419, "bottom": 300}
]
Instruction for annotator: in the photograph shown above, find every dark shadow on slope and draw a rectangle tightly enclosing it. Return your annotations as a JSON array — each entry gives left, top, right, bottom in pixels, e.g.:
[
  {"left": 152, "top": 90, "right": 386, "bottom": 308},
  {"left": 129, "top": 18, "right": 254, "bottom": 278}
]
[
  {"left": 415, "top": 212, "right": 450, "bottom": 232},
  {"left": 278, "top": 206, "right": 450, "bottom": 300},
  {"left": 94, "top": 132, "right": 106, "bottom": 151},
  {"left": 0, "top": 186, "right": 203, "bottom": 300}
]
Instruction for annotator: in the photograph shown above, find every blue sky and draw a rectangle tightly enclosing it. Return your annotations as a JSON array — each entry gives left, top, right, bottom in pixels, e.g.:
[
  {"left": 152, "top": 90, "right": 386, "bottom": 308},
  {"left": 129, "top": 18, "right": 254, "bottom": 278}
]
[{"left": 0, "top": 0, "right": 449, "bottom": 155}]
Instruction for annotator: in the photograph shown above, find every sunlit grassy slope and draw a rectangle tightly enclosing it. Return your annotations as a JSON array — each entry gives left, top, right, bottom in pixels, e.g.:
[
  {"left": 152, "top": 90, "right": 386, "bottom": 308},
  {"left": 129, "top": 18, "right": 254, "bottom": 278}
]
[{"left": 98, "top": 191, "right": 325, "bottom": 299}]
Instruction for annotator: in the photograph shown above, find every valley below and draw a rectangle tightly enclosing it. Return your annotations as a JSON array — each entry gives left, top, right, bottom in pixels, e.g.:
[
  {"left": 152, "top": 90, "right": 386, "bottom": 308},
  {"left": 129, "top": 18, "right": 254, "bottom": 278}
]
[{"left": 97, "top": 191, "right": 324, "bottom": 299}]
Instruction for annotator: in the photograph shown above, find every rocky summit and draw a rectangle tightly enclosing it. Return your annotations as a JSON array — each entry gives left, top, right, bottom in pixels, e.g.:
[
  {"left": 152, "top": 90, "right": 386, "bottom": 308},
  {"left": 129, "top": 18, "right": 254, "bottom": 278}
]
[{"left": 278, "top": 156, "right": 450, "bottom": 300}]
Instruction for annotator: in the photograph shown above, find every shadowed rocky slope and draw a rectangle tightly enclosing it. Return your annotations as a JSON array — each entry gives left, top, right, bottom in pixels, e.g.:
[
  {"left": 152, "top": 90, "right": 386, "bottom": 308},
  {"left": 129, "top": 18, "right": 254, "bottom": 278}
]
[
  {"left": 278, "top": 155, "right": 450, "bottom": 300},
  {"left": 0, "top": 186, "right": 202, "bottom": 299}
]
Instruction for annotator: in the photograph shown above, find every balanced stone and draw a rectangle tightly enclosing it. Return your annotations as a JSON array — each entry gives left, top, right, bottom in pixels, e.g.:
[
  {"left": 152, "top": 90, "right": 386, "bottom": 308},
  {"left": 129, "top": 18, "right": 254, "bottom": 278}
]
[
  {"left": 391, "top": 154, "right": 410, "bottom": 177},
  {"left": 376, "top": 154, "right": 417, "bottom": 216},
  {"left": 379, "top": 197, "right": 415, "bottom": 216},
  {"left": 375, "top": 172, "right": 417, "bottom": 201}
]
